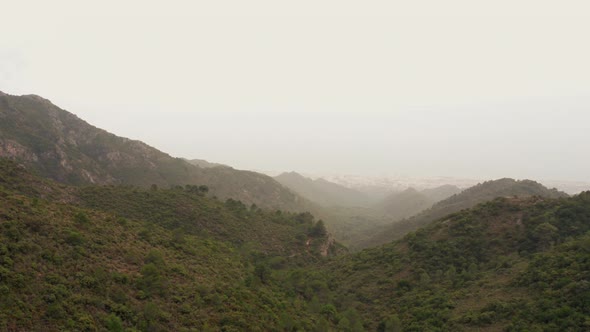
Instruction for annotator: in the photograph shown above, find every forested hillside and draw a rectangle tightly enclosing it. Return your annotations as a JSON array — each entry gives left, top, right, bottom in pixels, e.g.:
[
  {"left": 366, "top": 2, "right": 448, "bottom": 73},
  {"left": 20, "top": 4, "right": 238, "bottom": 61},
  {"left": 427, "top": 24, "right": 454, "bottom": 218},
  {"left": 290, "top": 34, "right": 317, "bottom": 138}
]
[
  {"left": 0, "top": 159, "right": 342, "bottom": 331},
  {"left": 359, "top": 178, "right": 568, "bottom": 248},
  {"left": 323, "top": 193, "right": 590, "bottom": 330},
  {"left": 2, "top": 158, "right": 589, "bottom": 331}
]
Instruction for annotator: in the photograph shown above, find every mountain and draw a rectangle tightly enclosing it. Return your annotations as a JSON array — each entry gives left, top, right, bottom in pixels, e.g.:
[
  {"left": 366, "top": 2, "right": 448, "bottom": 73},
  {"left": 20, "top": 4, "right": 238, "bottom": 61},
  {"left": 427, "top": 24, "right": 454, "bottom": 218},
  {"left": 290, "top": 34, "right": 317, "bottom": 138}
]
[
  {"left": 322, "top": 192, "right": 590, "bottom": 330},
  {"left": 275, "top": 171, "right": 370, "bottom": 207},
  {"left": 290, "top": 183, "right": 461, "bottom": 250},
  {"left": 376, "top": 185, "right": 462, "bottom": 219},
  {"left": 0, "top": 91, "right": 311, "bottom": 211},
  {"left": 0, "top": 158, "right": 343, "bottom": 331},
  {"left": 360, "top": 178, "right": 568, "bottom": 248},
  {"left": 376, "top": 188, "right": 434, "bottom": 220},
  {"left": 186, "top": 158, "right": 229, "bottom": 169},
  {"left": 420, "top": 184, "right": 462, "bottom": 202}
]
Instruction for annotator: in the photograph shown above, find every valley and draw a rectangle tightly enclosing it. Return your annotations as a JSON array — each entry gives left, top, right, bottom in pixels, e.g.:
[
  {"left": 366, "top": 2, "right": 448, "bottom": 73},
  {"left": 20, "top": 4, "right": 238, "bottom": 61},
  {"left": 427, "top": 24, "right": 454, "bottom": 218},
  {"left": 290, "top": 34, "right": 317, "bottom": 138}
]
[{"left": 1, "top": 91, "right": 589, "bottom": 331}]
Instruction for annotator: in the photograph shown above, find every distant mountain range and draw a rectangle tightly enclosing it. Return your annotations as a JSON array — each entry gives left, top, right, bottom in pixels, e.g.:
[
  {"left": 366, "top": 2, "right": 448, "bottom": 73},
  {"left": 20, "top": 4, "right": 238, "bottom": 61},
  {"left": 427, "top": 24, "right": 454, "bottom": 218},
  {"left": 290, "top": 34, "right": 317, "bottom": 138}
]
[
  {"left": 274, "top": 171, "right": 371, "bottom": 207},
  {"left": 306, "top": 172, "right": 589, "bottom": 195},
  {"left": 376, "top": 187, "right": 435, "bottom": 220},
  {"left": 421, "top": 184, "right": 464, "bottom": 202},
  {"left": 0, "top": 91, "right": 313, "bottom": 211},
  {"left": 375, "top": 185, "right": 462, "bottom": 220},
  {"left": 358, "top": 178, "right": 568, "bottom": 248},
  {"left": 272, "top": 170, "right": 570, "bottom": 251}
]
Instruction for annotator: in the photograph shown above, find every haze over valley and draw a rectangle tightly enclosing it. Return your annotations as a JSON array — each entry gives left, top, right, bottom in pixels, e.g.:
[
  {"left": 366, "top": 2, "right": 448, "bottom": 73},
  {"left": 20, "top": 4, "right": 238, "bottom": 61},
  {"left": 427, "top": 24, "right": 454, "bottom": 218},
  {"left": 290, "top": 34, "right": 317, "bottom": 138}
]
[{"left": 1, "top": 1, "right": 590, "bottom": 331}]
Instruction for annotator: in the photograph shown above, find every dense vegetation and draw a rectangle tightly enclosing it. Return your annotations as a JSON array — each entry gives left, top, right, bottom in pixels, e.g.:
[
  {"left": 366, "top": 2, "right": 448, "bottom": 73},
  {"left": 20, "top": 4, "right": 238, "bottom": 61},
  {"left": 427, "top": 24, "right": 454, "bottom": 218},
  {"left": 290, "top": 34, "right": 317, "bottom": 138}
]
[
  {"left": 323, "top": 193, "right": 590, "bottom": 330},
  {"left": 0, "top": 160, "right": 344, "bottom": 331},
  {"left": 1, "top": 158, "right": 589, "bottom": 331}
]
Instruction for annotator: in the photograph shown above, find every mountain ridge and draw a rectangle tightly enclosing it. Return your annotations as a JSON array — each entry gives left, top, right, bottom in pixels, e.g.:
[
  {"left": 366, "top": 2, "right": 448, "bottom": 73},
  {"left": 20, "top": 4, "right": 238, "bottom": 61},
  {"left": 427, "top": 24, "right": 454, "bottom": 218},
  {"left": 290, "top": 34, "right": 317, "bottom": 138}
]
[
  {"left": 375, "top": 187, "right": 435, "bottom": 220},
  {"left": 0, "top": 91, "right": 314, "bottom": 212},
  {"left": 358, "top": 177, "right": 569, "bottom": 248},
  {"left": 275, "top": 171, "right": 371, "bottom": 208}
]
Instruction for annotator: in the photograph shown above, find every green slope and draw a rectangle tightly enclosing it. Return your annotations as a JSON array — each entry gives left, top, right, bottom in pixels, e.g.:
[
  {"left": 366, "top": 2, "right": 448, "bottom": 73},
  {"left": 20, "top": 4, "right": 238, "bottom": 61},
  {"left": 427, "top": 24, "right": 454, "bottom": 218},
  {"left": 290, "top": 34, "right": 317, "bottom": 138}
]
[
  {"left": 1, "top": 159, "right": 589, "bottom": 331},
  {"left": 322, "top": 193, "right": 590, "bottom": 331},
  {"left": 0, "top": 159, "right": 342, "bottom": 331}
]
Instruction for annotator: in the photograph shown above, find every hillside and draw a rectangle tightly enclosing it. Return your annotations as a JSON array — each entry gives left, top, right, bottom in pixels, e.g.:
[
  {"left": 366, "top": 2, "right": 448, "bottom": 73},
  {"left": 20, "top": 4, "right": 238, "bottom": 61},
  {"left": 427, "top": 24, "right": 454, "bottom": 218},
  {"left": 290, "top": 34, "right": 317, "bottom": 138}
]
[
  {"left": 322, "top": 192, "right": 590, "bottom": 331},
  {"left": 2, "top": 159, "right": 589, "bottom": 331},
  {"left": 0, "top": 159, "right": 343, "bottom": 331},
  {"left": 0, "top": 91, "right": 311, "bottom": 211},
  {"left": 275, "top": 172, "right": 371, "bottom": 208},
  {"left": 327, "top": 185, "right": 460, "bottom": 250},
  {"left": 421, "top": 184, "right": 462, "bottom": 202},
  {"left": 186, "top": 159, "right": 229, "bottom": 169},
  {"left": 359, "top": 178, "right": 568, "bottom": 248},
  {"left": 376, "top": 185, "right": 463, "bottom": 220},
  {"left": 376, "top": 188, "right": 434, "bottom": 220}
]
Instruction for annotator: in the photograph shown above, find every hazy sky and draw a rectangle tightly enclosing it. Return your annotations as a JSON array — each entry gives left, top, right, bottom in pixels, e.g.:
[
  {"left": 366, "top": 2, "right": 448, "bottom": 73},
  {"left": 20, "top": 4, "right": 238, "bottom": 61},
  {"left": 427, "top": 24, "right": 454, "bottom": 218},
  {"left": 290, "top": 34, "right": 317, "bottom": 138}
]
[{"left": 1, "top": 1, "right": 590, "bottom": 181}]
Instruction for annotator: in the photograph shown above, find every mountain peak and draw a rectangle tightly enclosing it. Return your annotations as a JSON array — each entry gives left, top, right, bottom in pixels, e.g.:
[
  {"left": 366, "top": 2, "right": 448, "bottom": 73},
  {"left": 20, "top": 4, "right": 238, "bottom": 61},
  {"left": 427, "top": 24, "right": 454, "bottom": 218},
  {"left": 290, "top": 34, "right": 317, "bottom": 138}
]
[
  {"left": 401, "top": 187, "right": 419, "bottom": 194},
  {"left": 276, "top": 171, "right": 307, "bottom": 180},
  {"left": 23, "top": 94, "right": 52, "bottom": 103}
]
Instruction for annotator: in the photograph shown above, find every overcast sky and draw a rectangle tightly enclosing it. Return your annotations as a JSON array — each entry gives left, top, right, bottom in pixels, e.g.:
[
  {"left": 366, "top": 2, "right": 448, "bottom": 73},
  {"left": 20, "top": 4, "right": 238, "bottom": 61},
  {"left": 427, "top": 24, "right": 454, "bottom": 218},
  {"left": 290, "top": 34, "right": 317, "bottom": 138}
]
[{"left": 1, "top": 1, "right": 589, "bottom": 181}]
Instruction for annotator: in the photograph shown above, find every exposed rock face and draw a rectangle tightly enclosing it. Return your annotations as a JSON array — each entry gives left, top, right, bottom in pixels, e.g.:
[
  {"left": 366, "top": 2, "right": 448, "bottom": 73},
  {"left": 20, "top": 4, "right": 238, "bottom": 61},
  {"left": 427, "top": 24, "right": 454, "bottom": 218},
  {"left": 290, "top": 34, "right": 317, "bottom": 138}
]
[{"left": 0, "top": 139, "right": 39, "bottom": 162}]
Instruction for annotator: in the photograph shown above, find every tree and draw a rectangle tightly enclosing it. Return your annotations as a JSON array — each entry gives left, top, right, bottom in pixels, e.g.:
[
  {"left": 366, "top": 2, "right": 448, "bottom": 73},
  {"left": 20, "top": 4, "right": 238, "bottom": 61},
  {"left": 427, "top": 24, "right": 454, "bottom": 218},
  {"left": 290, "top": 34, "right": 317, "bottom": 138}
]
[
  {"left": 533, "top": 222, "right": 558, "bottom": 250},
  {"left": 74, "top": 211, "right": 90, "bottom": 224},
  {"left": 378, "top": 314, "right": 402, "bottom": 332},
  {"left": 254, "top": 263, "right": 271, "bottom": 284},
  {"left": 338, "top": 317, "right": 351, "bottom": 331},
  {"left": 321, "top": 304, "right": 338, "bottom": 323},
  {"left": 138, "top": 263, "right": 166, "bottom": 297},
  {"left": 310, "top": 220, "right": 327, "bottom": 237},
  {"left": 105, "top": 314, "right": 124, "bottom": 332}
]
